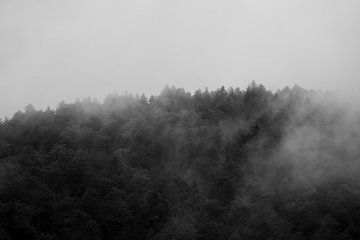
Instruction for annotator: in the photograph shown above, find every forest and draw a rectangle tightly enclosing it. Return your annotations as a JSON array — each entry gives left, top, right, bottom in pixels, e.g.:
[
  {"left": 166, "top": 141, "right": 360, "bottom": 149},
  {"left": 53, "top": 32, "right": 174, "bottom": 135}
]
[{"left": 1, "top": 82, "right": 360, "bottom": 240}]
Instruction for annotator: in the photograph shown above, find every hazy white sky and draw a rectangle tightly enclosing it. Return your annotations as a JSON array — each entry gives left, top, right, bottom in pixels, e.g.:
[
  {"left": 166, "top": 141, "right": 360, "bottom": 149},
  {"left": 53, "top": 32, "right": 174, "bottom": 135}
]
[{"left": 1, "top": 0, "right": 360, "bottom": 118}]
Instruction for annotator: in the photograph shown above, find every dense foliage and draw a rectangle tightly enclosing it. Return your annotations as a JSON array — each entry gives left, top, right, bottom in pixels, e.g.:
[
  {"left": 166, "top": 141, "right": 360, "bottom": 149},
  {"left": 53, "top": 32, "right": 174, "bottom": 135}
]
[{"left": 1, "top": 82, "right": 360, "bottom": 240}]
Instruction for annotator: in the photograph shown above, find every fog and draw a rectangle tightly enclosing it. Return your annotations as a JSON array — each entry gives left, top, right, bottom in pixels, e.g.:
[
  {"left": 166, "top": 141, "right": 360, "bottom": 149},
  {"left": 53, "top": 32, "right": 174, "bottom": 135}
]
[
  {"left": 253, "top": 90, "right": 360, "bottom": 193},
  {"left": 1, "top": 0, "right": 360, "bottom": 119}
]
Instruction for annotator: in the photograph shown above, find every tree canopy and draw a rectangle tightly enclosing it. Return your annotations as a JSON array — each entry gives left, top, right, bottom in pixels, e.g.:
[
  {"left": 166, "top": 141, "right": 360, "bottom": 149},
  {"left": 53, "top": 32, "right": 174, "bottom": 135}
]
[{"left": 1, "top": 83, "right": 360, "bottom": 240}]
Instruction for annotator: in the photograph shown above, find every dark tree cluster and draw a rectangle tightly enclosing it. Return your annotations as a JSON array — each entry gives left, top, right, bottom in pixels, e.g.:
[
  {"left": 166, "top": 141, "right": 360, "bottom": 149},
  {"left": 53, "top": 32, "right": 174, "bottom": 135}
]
[{"left": 1, "top": 82, "right": 360, "bottom": 240}]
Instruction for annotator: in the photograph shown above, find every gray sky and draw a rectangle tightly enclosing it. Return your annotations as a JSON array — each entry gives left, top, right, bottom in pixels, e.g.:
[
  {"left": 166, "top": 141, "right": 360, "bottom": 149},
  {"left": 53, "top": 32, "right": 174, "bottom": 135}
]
[{"left": 1, "top": 0, "right": 360, "bottom": 119}]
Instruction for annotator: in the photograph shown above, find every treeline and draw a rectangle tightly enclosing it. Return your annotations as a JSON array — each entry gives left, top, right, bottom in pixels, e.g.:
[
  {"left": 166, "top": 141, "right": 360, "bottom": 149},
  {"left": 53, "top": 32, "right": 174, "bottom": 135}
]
[{"left": 1, "top": 82, "right": 360, "bottom": 240}]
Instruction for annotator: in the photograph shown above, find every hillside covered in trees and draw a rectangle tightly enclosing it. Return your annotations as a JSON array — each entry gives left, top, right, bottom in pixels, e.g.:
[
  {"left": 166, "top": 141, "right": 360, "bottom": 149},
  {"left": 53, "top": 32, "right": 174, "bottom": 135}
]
[{"left": 1, "top": 82, "right": 360, "bottom": 240}]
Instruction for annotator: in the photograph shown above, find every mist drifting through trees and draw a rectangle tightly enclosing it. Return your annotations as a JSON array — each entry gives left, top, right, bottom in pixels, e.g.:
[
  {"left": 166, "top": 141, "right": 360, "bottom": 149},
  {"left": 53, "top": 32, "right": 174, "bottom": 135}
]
[{"left": 1, "top": 83, "right": 360, "bottom": 240}]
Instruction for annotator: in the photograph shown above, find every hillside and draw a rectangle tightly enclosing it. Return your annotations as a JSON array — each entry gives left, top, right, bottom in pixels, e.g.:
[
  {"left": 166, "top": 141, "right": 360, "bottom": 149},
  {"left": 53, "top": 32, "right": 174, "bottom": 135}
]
[{"left": 1, "top": 83, "right": 360, "bottom": 240}]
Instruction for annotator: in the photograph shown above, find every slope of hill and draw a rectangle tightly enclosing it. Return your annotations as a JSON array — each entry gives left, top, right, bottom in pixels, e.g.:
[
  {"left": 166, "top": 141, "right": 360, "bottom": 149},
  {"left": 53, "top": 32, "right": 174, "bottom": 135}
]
[{"left": 1, "top": 83, "right": 360, "bottom": 240}]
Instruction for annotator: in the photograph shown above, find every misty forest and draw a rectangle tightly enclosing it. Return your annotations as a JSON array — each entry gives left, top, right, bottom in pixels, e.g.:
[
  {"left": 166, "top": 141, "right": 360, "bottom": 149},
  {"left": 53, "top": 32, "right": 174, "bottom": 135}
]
[{"left": 1, "top": 82, "right": 360, "bottom": 240}]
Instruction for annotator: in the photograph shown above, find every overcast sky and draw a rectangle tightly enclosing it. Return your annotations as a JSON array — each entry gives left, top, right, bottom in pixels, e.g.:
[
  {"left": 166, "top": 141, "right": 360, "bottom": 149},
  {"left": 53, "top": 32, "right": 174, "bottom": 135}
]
[{"left": 1, "top": 0, "right": 360, "bottom": 119}]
